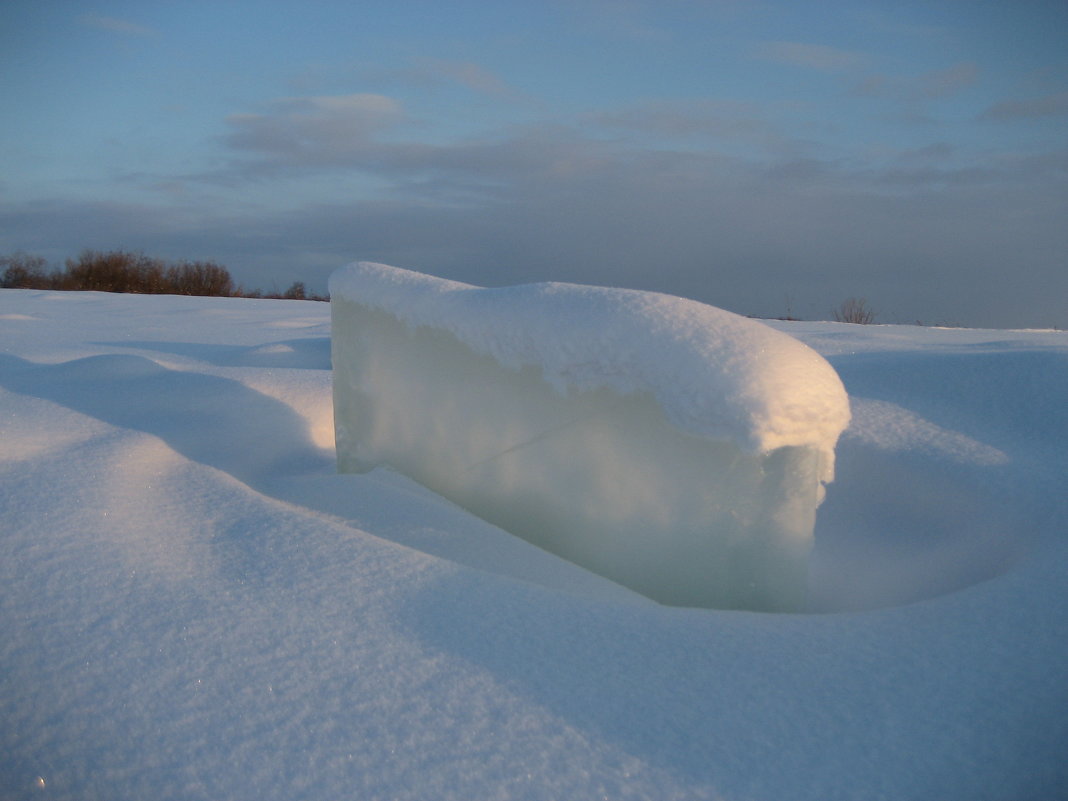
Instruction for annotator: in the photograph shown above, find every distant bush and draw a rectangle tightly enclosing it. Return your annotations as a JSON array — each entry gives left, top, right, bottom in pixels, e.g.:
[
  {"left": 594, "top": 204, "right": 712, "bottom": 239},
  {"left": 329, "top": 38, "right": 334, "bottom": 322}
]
[
  {"left": 1, "top": 252, "right": 55, "bottom": 289},
  {"left": 1, "top": 249, "right": 327, "bottom": 300},
  {"left": 165, "top": 261, "right": 235, "bottom": 296},
  {"left": 62, "top": 250, "right": 170, "bottom": 294},
  {"left": 833, "top": 297, "right": 875, "bottom": 325},
  {"left": 258, "top": 281, "right": 329, "bottom": 301}
]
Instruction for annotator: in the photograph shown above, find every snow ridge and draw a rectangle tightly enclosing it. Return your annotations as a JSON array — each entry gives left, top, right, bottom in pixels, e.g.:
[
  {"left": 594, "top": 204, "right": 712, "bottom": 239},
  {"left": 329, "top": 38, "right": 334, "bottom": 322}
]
[{"left": 330, "top": 261, "right": 851, "bottom": 480}]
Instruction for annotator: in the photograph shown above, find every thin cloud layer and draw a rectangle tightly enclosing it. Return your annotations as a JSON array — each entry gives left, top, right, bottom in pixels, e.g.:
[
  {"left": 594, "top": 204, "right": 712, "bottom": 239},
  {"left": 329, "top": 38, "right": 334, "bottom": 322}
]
[
  {"left": 910, "top": 62, "right": 979, "bottom": 101},
  {"left": 224, "top": 94, "right": 409, "bottom": 168},
  {"left": 753, "top": 41, "right": 866, "bottom": 72},
  {"left": 591, "top": 99, "right": 792, "bottom": 156},
  {"left": 982, "top": 91, "right": 1068, "bottom": 120},
  {"left": 3, "top": 0, "right": 1067, "bottom": 328},
  {"left": 79, "top": 14, "right": 157, "bottom": 37},
  {"left": 7, "top": 109, "right": 1063, "bottom": 328},
  {"left": 219, "top": 92, "right": 621, "bottom": 187},
  {"left": 429, "top": 60, "right": 518, "bottom": 98}
]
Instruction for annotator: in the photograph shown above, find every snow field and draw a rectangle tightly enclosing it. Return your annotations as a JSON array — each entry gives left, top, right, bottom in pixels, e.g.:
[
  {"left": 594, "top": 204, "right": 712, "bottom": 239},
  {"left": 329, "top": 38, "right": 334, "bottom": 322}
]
[{"left": 1, "top": 288, "right": 1066, "bottom": 800}]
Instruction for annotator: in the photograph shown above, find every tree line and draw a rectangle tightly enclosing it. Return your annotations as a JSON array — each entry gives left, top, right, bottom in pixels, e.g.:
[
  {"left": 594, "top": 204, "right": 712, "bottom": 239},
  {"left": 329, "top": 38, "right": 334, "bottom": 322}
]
[
  {"left": 3, "top": 249, "right": 881, "bottom": 323},
  {"left": 0, "top": 250, "right": 327, "bottom": 301}
]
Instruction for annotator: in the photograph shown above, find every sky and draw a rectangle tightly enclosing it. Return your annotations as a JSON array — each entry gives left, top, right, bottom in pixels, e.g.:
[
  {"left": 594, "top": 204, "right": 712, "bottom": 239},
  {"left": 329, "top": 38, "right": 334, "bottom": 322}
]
[{"left": 1, "top": 0, "right": 1066, "bottom": 327}]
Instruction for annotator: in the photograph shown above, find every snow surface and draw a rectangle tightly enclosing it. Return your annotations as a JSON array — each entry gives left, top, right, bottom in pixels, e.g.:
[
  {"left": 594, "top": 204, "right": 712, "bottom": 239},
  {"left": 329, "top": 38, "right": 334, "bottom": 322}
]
[
  {"left": 2, "top": 288, "right": 1067, "bottom": 800},
  {"left": 330, "top": 262, "right": 850, "bottom": 477},
  {"left": 330, "top": 262, "right": 849, "bottom": 611}
]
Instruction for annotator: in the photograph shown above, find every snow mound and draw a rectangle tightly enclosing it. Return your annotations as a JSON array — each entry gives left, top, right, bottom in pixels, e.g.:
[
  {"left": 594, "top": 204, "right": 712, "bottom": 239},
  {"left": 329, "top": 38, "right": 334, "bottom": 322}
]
[
  {"left": 330, "top": 263, "right": 851, "bottom": 610},
  {"left": 330, "top": 262, "right": 850, "bottom": 478}
]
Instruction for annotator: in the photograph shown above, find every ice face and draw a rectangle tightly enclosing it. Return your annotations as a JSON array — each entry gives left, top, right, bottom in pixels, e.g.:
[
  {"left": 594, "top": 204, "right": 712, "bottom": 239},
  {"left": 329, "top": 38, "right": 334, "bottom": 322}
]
[{"left": 330, "top": 263, "right": 849, "bottom": 611}]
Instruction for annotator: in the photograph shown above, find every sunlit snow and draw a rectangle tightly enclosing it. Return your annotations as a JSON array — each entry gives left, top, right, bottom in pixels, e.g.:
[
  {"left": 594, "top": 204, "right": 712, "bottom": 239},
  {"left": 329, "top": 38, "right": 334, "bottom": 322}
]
[
  {"left": 1, "top": 288, "right": 1066, "bottom": 801},
  {"left": 330, "top": 262, "right": 850, "bottom": 611}
]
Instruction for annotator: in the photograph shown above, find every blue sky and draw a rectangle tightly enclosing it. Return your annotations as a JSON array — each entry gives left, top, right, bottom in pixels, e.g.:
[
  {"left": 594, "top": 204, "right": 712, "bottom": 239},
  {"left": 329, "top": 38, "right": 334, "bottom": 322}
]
[{"left": 2, "top": 0, "right": 1066, "bottom": 326}]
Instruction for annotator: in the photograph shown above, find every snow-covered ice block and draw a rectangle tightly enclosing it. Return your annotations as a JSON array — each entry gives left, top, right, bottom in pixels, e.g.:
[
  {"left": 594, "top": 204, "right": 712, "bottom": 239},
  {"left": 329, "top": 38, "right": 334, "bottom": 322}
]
[{"left": 330, "top": 262, "right": 850, "bottom": 611}]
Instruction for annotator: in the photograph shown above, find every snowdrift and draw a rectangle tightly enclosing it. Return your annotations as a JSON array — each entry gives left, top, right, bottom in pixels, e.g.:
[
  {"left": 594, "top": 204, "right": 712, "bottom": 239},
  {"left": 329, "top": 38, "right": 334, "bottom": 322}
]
[
  {"left": 2, "top": 288, "right": 1066, "bottom": 801},
  {"left": 330, "top": 263, "right": 850, "bottom": 611}
]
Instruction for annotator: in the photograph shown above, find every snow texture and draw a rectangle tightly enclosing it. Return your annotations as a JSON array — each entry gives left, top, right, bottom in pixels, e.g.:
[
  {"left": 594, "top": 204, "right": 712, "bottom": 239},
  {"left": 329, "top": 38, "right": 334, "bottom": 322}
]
[
  {"left": 330, "top": 262, "right": 850, "bottom": 471},
  {"left": 2, "top": 288, "right": 1067, "bottom": 801},
  {"left": 330, "top": 262, "right": 850, "bottom": 610}
]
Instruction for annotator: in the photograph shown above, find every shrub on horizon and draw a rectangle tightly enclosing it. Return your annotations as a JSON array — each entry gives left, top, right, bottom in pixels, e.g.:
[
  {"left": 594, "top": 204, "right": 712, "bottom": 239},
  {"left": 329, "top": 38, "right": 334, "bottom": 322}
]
[
  {"left": 833, "top": 297, "right": 875, "bottom": 325},
  {"left": 2, "top": 249, "right": 242, "bottom": 297},
  {"left": 63, "top": 250, "right": 167, "bottom": 294},
  {"left": 1, "top": 252, "right": 55, "bottom": 289},
  {"left": 165, "top": 261, "right": 235, "bottom": 296}
]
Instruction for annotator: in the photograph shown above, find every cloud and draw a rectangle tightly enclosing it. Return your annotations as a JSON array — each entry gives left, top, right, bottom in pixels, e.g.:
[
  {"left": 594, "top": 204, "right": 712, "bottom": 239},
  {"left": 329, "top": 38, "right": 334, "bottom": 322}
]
[
  {"left": 429, "top": 60, "right": 517, "bottom": 98},
  {"left": 590, "top": 99, "right": 798, "bottom": 158},
  {"left": 223, "top": 93, "right": 414, "bottom": 169},
  {"left": 752, "top": 41, "right": 866, "bottom": 72},
  {"left": 909, "top": 62, "right": 979, "bottom": 100},
  {"left": 850, "top": 62, "right": 980, "bottom": 128},
  {"left": 895, "top": 142, "right": 954, "bottom": 164},
  {"left": 850, "top": 74, "right": 887, "bottom": 97},
  {"left": 595, "top": 99, "right": 765, "bottom": 137},
  {"left": 564, "top": 0, "right": 671, "bottom": 41},
  {"left": 8, "top": 128, "right": 1066, "bottom": 330},
  {"left": 10, "top": 81, "right": 1066, "bottom": 329},
  {"left": 219, "top": 92, "right": 810, "bottom": 193},
  {"left": 357, "top": 59, "right": 523, "bottom": 101},
  {"left": 982, "top": 90, "right": 1068, "bottom": 120},
  {"left": 852, "top": 61, "right": 979, "bottom": 104},
  {"left": 218, "top": 92, "right": 620, "bottom": 189},
  {"left": 79, "top": 14, "right": 157, "bottom": 37}
]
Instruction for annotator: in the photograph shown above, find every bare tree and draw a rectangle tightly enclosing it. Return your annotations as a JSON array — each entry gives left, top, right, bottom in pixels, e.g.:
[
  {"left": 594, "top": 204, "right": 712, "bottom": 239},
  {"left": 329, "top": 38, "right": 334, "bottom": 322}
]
[
  {"left": 1, "top": 252, "right": 50, "bottom": 288},
  {"left": 833, "top": 297, "right": 875, "bottom": 324}
]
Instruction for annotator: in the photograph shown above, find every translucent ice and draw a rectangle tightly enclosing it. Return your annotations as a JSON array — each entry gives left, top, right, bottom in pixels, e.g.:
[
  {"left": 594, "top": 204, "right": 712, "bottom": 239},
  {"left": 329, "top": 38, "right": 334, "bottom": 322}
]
[{"left": 330, "top": 262, "right": 850, "bottom": 611}]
